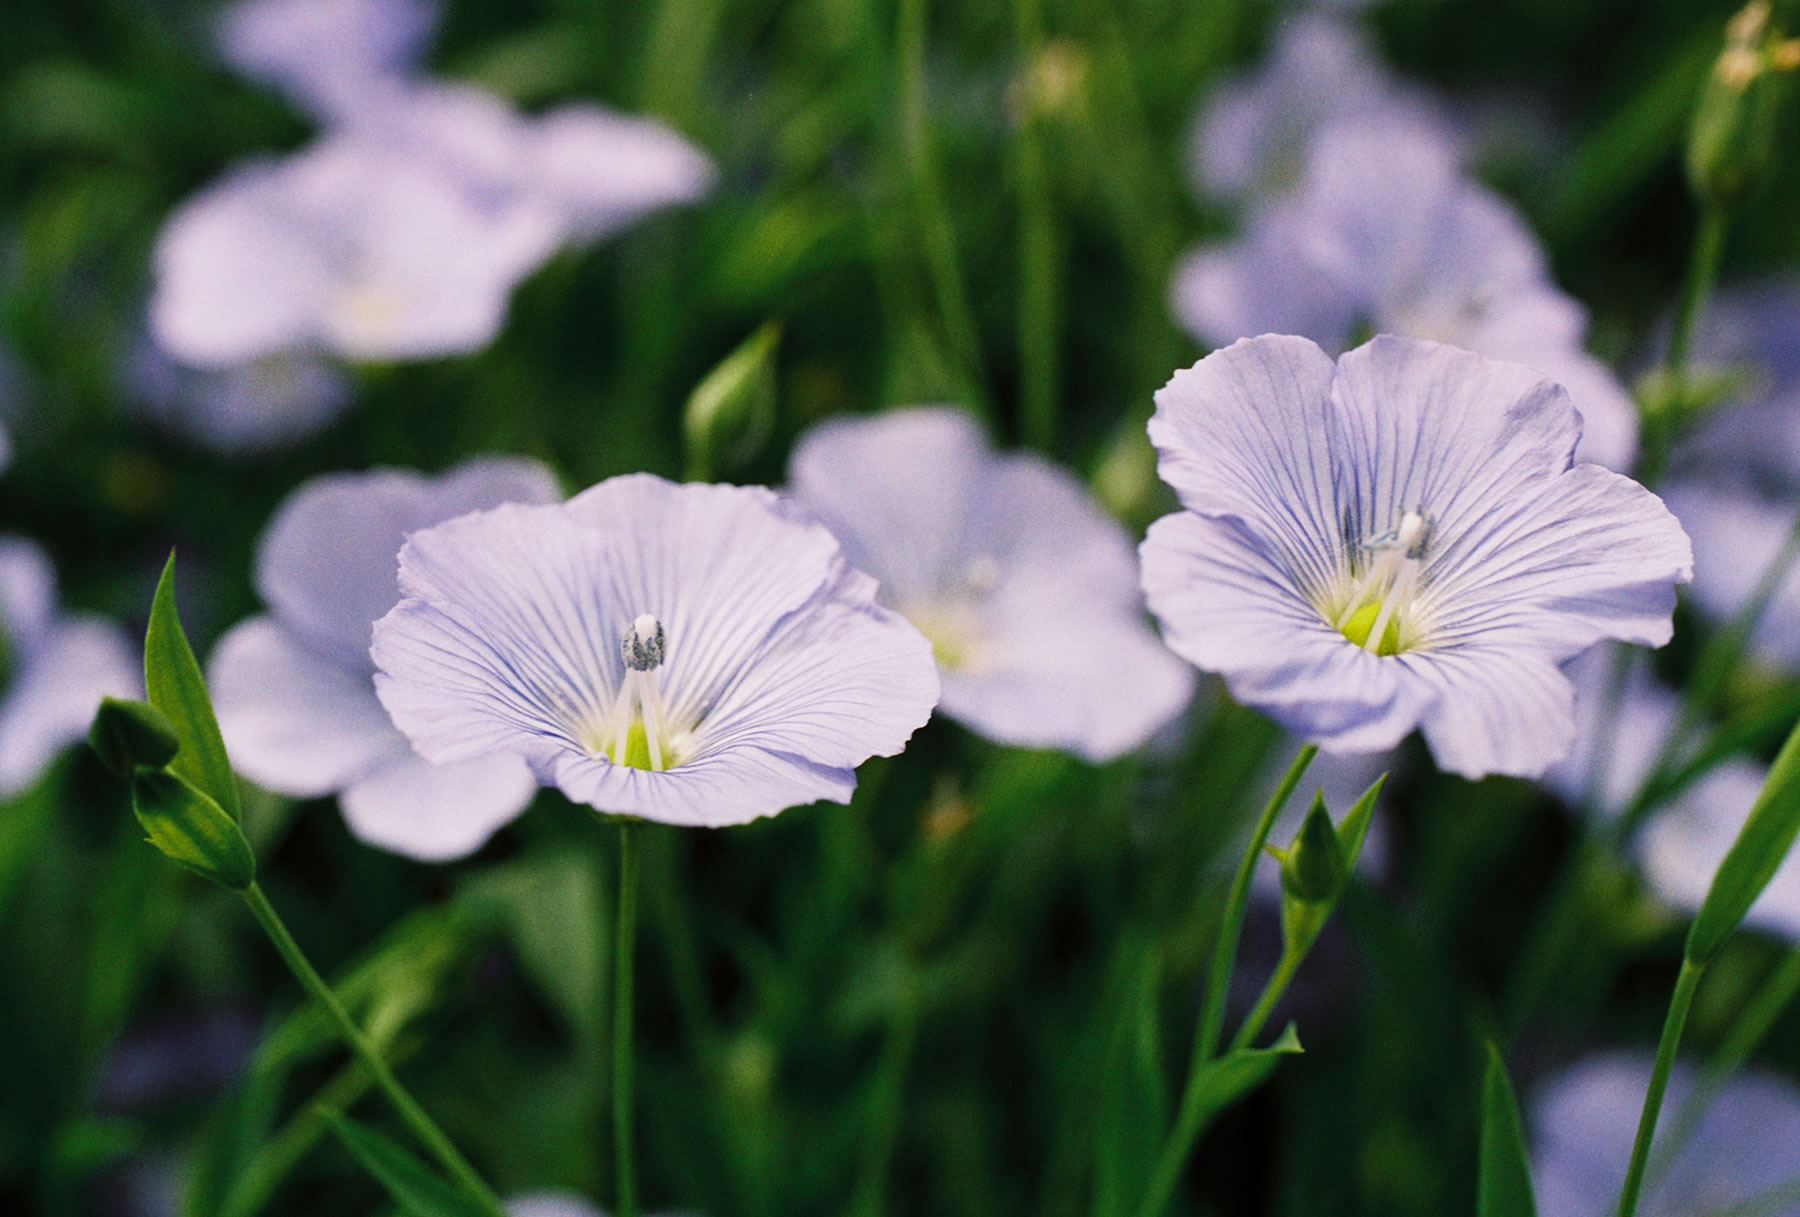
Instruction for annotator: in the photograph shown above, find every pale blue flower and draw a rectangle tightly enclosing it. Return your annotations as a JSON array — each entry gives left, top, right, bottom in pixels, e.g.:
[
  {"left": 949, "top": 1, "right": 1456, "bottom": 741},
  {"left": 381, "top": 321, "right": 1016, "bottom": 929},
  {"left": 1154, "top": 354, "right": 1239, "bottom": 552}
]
[
  {"left": 149, "top": 86, "right": 711, "bottom": 368},
  {"left": 1173, "top": 120, "right": 1638, "bottom": 470},
  {"left": 0, "top": 537, "right": 139, "bottom": 797},
  {"left": 208, "top": 458, "right": 558, "bottom": 860},
  {"left": 1532, "top": 1054, "right": 1800, "bottom": 1217},
  {"left": 217, "top": 0, "right": 437, "bottom": 124},
  {"left": 371, "top": 474, "right": 940, "bottom": 828},
  {"left": 127, "top": 338, "right": 352, "bottom": 455},
  {"left": 1139, "top": 335, "right": 1692, "bottom": 779},
  {"left": 507, "top": 1195, "right": 694, "bottom": 1217},
  {"left": 1187, "top": 13, "right": 1459, "bottom": 203},
  {"left": 787, "top": 407, "right": 1194, "bottom": 762}
]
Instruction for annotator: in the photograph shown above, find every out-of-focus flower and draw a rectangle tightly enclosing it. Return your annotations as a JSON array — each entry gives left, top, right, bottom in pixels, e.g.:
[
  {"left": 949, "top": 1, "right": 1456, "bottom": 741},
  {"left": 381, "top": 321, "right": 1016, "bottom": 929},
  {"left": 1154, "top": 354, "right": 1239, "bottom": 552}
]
[
  {"left": 507, "top": 1195, "right": 694, "bottom": 1217},
  {"left": 1173, "top": 121, "right": 1637, "bottom": 469},
  {"left": 0, "top": 537, "right": 140, "bottom": 797},
  {"left": 1187, "top": 13, "right": 1458, "bottom": 203},
  {"left": 217, "top": 0, "right": 437, "bottom": 123},
  {"left": 126, "top": 338, "right": 352, "bottom": 455},
  {"left": 372, "top": 474, "right": 940, "bottom": 827},
  {"left": 149, "top": 86, "right": 712, "bottom": 369},
  {"left": 208, "top": 458, "right": 558, "bottom": 860},
  {"left": 1541, "top": 645, "right": 1678, "bottom": 818},
  {"left": 1532, "top": 1053, "right": 1800, "bottom": 1217},
  {"left": 1139, "top": 335, "right": 1691, "bottom": 779},
  {"left": 787, "top": 407, "right": 1194, "bottom": 762},
  {"left": 1661, "top": 483, "right": 1800, "bottom": 668}
]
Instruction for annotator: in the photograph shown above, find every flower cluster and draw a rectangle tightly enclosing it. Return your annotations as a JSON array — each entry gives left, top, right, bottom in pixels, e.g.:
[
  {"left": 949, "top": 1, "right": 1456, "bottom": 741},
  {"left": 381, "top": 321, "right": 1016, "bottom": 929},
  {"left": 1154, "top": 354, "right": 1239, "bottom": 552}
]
[
  {"left": 1175, "top": 17, "right": 1636, "bottom": 470},
  {"left": 140, "top": 0, "right": 713, "bottom": 452}
]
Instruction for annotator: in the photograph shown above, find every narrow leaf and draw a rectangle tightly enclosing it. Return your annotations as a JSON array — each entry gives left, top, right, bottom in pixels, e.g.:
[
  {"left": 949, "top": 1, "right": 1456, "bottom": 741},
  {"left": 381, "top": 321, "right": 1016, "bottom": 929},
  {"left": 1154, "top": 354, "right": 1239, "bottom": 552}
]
[
  {"left": 1686, "top": 714, "right": 1800, "bottom": 965},
  {"left": 1186, "top": 1023, "right": 1303, "bottom": 1123},
  {"left": 144, "top": 552, "right": 240, "bottom": 821},
  {"left": 1478, "top": 1043, "right": 1537, "bottom": 1217},
  {"left": 320, "top": 1111, "right": 488, "bottom": 1217}
]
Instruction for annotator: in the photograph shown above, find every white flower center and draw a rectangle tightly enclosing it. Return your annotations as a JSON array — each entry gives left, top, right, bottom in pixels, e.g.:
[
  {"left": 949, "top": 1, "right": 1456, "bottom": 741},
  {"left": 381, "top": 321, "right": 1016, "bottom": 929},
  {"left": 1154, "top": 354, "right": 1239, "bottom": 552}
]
[
  {"left": 1326, "top": 509, "right": 1434, "bottom": 656},
  {"left": 580, "top": 614, "right": 694, "bottom": 771}
]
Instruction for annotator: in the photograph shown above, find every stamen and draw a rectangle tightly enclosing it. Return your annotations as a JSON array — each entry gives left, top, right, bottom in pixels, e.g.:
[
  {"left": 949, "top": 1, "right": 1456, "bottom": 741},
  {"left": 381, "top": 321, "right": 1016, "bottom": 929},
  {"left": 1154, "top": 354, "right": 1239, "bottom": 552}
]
[
  {"left": 609, "top": 615, "right": 672, "bottom": 770},
  {"left": 621, "top": 614, "right": 666, "bottom": 671},
  {"left": 1333, "top": 510, "right": 1432, "bottom": 656}
]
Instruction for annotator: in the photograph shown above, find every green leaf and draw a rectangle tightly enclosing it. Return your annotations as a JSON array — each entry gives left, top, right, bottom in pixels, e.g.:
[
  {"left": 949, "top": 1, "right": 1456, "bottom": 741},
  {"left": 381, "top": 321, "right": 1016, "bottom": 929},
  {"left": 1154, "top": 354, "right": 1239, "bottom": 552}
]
[
  {"left": 460, "top": 849, "right": 605, "bottom": 1045},
  {"left": 320, "top": 1112, "right": 489, "bottom": 1217},
  {"left": 1477, "top": 1043, "right": 1537, "bottom": 1217},
  {"left": 88, "top": 697, "right": 180, "bottom": 775},
  {"left": 1090, "top": 940, "right": 1167, "bottom": 1217},
  {"left": 1186, "top": 1023, "right": 1303, "bottom": 1125},
  {"left": 1686, "top": 714, "right": 1800, "bottom": 965},
  {"left": 130, "top": 770, "right": 255, "bottom": 890},
  {"left": 144, "top": 552, "right": 240, "bottom": 821},
  {"left": 1336, "top": 773, "right": 1388, "bottom": 864}
]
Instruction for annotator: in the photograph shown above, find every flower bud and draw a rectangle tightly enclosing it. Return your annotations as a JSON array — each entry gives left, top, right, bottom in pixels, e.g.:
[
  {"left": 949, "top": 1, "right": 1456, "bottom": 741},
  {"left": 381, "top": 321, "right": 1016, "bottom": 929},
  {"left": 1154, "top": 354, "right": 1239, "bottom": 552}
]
[
  {"left": 131, "top": 769, "right": 256, "bottom": 890},
  {"left": 683, "top": 322, "right": 780, "bottom": 481},
  {"left": 1688, "top": 1, "right": 1799, "bottom": 211},
  {"left": 1279, "top": 792, "right": 1347, "bottom": 906},
  {"left": 88, "top": 697, "right": 181, "bottom": 775}
]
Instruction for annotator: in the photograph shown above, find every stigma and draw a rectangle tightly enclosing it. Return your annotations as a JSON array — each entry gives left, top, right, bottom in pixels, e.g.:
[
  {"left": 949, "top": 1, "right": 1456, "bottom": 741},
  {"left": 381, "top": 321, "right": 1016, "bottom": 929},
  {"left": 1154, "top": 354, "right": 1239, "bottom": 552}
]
[{"left": 1331, "top": 510, "right": 1433, "bottom": 656}]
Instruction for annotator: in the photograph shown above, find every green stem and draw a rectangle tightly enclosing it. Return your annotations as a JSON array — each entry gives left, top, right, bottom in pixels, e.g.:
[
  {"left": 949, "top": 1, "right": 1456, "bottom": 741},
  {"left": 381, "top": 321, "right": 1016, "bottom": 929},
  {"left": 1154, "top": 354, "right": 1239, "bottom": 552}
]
[
  {"left": 615, "top": 822, "right": 642, "bottom": 1217},
  {"left": 1011, "top": 0, "right": 1058, "bottom": 452},
  {"left": 1616, "top": 958, "right": 1706, "bottom": 1217},
  {"left": 1195, "top": 744, "right": 1317, "bottom": 1062},
  {"left": 1228, "top": 942, "right": 1303, "bottom": 1055},
  {"left": 239, "top": 884, "right": 505, "bottom": 1217},
  {"left": 1640, "top": 204, "right": 1727, "bottom": 485},
  {"left": 1136, "top": 744, "right": 1317, "bottom": 1217},
  {"left": 897, "top": 0, "right": 990, "bottom": 415},
  {"left": 851, "top": 983, "right": 920, "bottom": 1217}
]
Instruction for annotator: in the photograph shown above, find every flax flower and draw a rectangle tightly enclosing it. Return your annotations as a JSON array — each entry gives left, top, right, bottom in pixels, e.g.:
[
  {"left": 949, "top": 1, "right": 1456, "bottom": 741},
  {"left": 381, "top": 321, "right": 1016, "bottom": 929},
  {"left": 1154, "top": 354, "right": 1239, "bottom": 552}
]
[
  {"left": 1532, "top": 1054, "right": 1800, "bottom": 1217},
  {"left": 1139, "top": 334, "right": 1691, "bottom": 779},
  {"left": 0, "top": 537, "right": 139, "bottom": 797},
  {"left": 209, "top": 458, "right": 558, "bottom": 859},
  {"left": 787, "top": 407, "right": 1194, "bottom": 762},
  {"left": 371, "top": 474, "right": 940, "bottom": 827}
]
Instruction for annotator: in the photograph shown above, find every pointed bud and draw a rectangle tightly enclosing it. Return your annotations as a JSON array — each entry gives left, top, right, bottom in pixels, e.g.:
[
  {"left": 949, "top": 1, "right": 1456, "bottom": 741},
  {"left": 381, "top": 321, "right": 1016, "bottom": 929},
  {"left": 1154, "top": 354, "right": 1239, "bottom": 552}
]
[
  {"left": 131, "top": 770, "right": 256, "bottom": 890},
  {"left": 683, "top": 322, "right": 780, "bottom": 481},
  {"left": 89, "top": 697, "right": 181, "bottom": 775},
  {"left": 1280, "top": 792, "right": 1347, "bottom": 906},
  {"left": 1688, "top": 1, "right": 1797, "bottom": 211}
]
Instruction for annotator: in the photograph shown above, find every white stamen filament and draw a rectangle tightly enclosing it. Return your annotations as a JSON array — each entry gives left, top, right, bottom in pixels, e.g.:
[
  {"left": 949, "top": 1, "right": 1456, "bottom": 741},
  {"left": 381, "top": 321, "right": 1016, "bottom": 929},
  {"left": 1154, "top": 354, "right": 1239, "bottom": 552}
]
[
  {"left": 1333, "top": 510, "right": 1431, "bottom": 654},
  {"left": 610, "top": 614, "right": 672, "bottom": 770}
]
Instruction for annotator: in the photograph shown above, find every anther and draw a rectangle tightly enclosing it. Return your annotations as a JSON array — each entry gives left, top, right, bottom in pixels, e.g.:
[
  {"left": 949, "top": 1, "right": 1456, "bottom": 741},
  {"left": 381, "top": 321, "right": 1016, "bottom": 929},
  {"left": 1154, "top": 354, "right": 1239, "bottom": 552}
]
[{"left": 621, "top": 614, "right": 666, "bottom": 671}]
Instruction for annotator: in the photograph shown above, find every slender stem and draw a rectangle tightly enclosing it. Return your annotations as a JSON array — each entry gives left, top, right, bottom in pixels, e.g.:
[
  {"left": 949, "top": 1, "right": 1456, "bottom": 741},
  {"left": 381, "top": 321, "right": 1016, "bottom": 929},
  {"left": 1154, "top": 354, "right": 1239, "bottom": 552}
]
[
  {"left": 851, "top": 984, "right": 920, "bottom": 1217},
  {"left": 1228, "top": 943, "right": 1303, "bottom": 1055},
  {"left": 1195, "top": 744, "right": 1317, "bottom": 1062},
  {"left": 1665, "top": 205, "right": 1728, "bottom": 379},
  {"left": 238, "top": 884, "right": 506, "bottom": 1217},
  {"left": 1136, "top": 744, "right": 1317, "bottom": 1217},
  {"left": 1616, "top": 958, "right": 1706, "bottom": 1217},
  {"left": 897, "top": 0, "right": 990, "bottom": 415},
  {"left": 1011, "top": 0, "right": 1058, "bottom": 452},
  {"left": 615, "top": 822, "right": 642, "bottom": 1217}
]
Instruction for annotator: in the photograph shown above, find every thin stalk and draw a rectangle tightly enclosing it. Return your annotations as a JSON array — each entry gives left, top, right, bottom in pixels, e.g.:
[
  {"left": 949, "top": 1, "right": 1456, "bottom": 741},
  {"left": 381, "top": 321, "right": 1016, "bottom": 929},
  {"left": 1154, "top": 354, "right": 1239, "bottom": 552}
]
[
  {"left": 615, "top": 822, "right": 642, "bottom": 1217},
  {"left": 1228, "top": 944, "right": 1303, "bottom": 1055},
  {"left": 1640, "top": 203, "right": 1728, "bottom": 486},
  {"left": 1616, "top": 959, "right": 1706, "bottom": 1217},
  {"left": 1011, "top": 0, "right": 1058, "bottom": 452},
  {"left": 897, "top": 0, "right": 990, "bottom": 415},
  {"left": 239, "top": 884, "right": 505, "bottom": 1217},
  {"left": 1136, "top": 744, "right": 1317, "bottom": 1217}
]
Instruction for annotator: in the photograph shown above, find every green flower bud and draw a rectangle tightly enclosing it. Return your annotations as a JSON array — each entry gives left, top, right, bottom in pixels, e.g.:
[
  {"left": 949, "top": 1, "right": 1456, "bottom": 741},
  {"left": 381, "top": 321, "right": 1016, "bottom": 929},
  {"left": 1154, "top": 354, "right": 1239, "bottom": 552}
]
[
  {"left": 1279, "top": 792, "right": 1347, "bottom": 906},
  {"left": 131, "top": 769, "right": 256, "bottom": 890},
  {"left": 1687, "top": 1, "right": 1800, "bottom": 211},
  {"left": 683, "top": 322, "right": 780, "bottom": 481},
  {"left": 88, "top": 697, "right": 181, "bottom": 775}
]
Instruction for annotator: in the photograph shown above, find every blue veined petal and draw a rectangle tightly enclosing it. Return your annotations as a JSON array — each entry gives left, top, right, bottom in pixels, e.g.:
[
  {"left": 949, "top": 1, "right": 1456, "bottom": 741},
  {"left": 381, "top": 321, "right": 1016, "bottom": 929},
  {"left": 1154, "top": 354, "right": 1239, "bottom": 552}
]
[
  {"left": 255, "top": 457, "right": 561, "bottom": 666},
  {"left": 1400, "top": 646, "right": 1575, "bottom": 779},
  {"left": 209, "top": 616, "right": 404, "bottom": 797},
  {"left": 789, "top": 406, "right": 1193, "bottom": 761},
  {"left": 374, "top": 475, "right": 939, "bottom": 827},
  {"left": 1149, "top": 335, "right": 1346, "bottom": 607},
  {"left": 787, "top": 407, "right": 988, "bottom": 607},
  {"left": 1140, "top": 511, "right": 1430, "bottom": 752},
  {"left": 342, "top": 749, "right": 537, "bottom": 862}
]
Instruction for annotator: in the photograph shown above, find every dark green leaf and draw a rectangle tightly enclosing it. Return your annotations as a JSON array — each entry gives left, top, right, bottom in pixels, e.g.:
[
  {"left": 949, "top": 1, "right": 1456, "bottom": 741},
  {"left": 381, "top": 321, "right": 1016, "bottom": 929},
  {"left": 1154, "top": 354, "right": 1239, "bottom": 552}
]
[
  {"left": 1478, "top": 1043, "right": 1537, "bottom": 1217},
  {"left": 1186, "top": 1023, "right": 1303, "bottom": 1125},
  {"left": 144, "top": 552, "right": 241, "bottom": 821},
  {"left": 1686, "top": 714, "right": 1800, "bottom": 965},
  {"left": 320, "top": 1112, "right": 489, "bottom": 1217}
]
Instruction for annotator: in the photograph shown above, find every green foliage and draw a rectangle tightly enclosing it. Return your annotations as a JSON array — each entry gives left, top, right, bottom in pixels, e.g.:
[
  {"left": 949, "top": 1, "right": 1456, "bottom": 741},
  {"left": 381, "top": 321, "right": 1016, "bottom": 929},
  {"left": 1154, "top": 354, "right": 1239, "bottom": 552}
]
[
  {"left": 1686, "top": 713, "right": 1800, "bottom": 964},
  {"left": 321, "top": 1112, "right": 493, "bottom": 1217},
  {"left": 1476, "top": 1043, "right": 1536, "bottom": 1217},
  {"left": 143, "top": 551, "right": 242, "bottom": 821},
  {"left": 87, "top": 696, "right": 180, "bottom": 775},
  {"left": 129, "top": 769, "right": 255, "bottom": 891}
]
